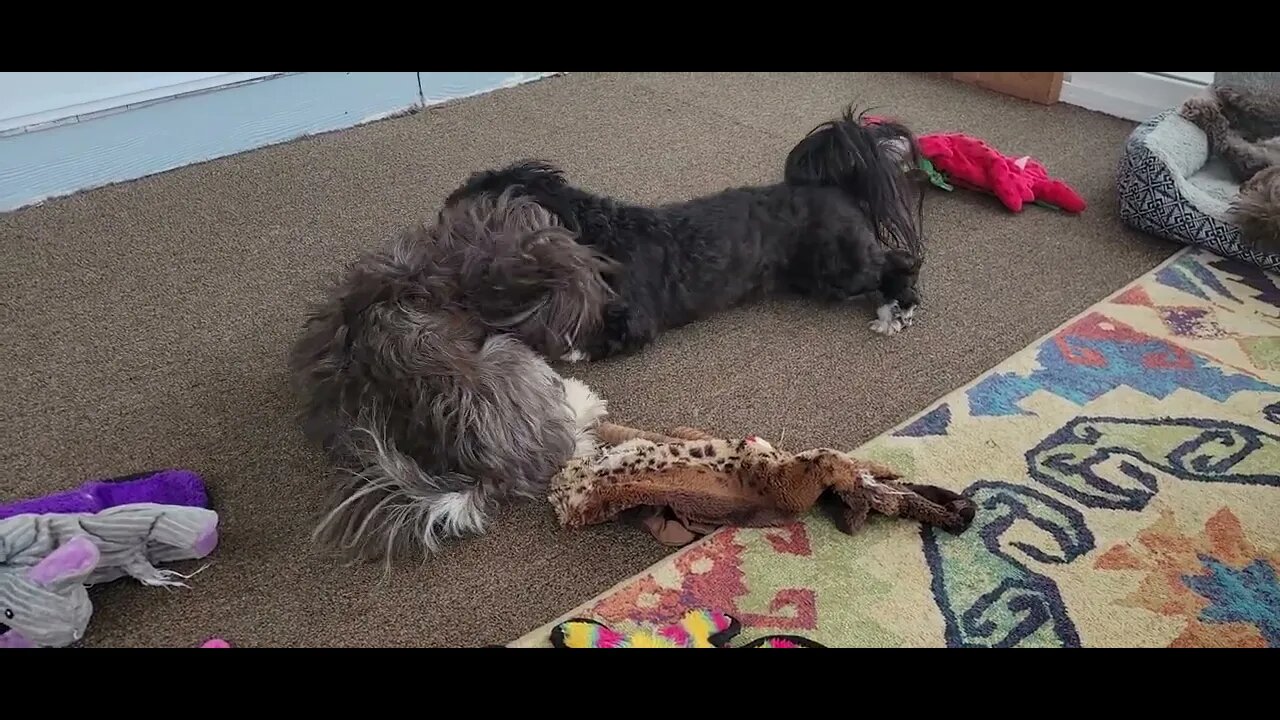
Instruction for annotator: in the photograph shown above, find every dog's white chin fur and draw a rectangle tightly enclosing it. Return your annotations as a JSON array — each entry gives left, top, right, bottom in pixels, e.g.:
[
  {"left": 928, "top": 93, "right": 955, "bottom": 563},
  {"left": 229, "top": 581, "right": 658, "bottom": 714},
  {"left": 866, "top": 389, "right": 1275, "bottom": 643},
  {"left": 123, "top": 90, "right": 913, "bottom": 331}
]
[
  {"left": 560, "top": 375, "right": 608, "bottom": 456},
  {"left": 415, "top": 375, "right": 604, "bottom": 554},
  {"left": 870, "top": 302, "right": 902, "bottom": 335}
]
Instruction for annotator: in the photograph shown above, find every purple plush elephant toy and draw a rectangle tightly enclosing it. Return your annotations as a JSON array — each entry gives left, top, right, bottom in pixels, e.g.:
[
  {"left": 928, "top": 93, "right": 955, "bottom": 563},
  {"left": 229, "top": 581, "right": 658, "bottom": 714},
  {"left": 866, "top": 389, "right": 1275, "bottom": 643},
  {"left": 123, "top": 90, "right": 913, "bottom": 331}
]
[
  {"left": 0, "top": 468, "right": 210, "bottom": 521},
  {"left": 0, "top": 468, "right": 213, "bottom": 648}
]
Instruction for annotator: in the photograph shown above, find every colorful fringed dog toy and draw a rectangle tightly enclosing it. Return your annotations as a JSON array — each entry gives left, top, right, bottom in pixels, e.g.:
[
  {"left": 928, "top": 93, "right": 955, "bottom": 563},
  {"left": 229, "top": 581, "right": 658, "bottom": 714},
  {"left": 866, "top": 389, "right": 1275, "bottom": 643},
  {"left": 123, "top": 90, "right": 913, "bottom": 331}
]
[{"left": 549, "top": 609, "right": 826, "bottom": 648}]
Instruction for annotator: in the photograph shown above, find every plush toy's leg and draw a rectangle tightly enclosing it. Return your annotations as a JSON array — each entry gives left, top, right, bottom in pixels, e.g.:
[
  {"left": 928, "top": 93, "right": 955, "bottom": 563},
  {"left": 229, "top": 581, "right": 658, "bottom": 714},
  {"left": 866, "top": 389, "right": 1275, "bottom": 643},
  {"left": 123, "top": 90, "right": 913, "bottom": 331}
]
[
  {"left": 595, "top": 422, "right": 684, "bottom": 445},
  {"left": 634, "top": 507, "right": 704, "bottom": 547},
  {"left": 830, "top": 486, "right": 872, "bottom": 535},
  {"left": 894, "top": 484, "right": 976, "bottom": 534},
  {"left": 669, "top": 426, "right": 715, "bottom": 441},
  {"left": 82, "top": 506, "right": 220, "bottom": 586},
  {"left": 148, "top": 509, "right": 220, "bottom": 561},
  {"left": 594, "top": 422, "right": 716, "bottom": 445},
  {"left": 848, "top": 458, "right": 904, "bottom": 481}
]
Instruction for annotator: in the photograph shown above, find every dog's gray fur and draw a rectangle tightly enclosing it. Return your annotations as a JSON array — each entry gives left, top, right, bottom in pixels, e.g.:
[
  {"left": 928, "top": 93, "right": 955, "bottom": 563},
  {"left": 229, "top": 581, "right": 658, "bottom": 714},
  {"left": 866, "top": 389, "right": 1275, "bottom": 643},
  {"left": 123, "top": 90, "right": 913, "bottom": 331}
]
[
  {"left": 288, "top": 189, "right": 614, "bottom": 564},
  {"left": 1180, "top": 84, "right": 1280, "bottom": 182},
  {"left": 1229, "top": 165, "right": 1280, "bottom": 254}
]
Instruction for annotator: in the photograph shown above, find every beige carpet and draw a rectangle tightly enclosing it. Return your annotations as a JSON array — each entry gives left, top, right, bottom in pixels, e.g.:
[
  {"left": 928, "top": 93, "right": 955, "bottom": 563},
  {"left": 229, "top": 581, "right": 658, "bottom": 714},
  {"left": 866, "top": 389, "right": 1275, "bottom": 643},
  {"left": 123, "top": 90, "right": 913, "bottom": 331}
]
[{"left": 0, "top": 72, "right": 1179, "bottom": 647}]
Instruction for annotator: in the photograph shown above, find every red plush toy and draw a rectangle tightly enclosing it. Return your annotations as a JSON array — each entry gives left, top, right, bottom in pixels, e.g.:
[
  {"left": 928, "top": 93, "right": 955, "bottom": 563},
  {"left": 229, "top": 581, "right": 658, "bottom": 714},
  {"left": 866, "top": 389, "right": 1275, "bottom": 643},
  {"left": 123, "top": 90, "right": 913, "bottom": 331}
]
[
  {"left": 916, "top": 133, "right": 1087, "bottom": 214},
  {"left": 862, "top": 115, "right": 1086, "bottom": 214}
]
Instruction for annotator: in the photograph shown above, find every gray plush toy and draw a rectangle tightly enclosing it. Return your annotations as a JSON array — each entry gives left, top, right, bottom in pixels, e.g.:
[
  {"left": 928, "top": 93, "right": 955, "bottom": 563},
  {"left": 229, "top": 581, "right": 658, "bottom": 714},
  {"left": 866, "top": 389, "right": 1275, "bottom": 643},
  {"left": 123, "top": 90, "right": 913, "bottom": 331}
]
[{"left": 0, "top": 503, "right": 220, "bottom": 648}]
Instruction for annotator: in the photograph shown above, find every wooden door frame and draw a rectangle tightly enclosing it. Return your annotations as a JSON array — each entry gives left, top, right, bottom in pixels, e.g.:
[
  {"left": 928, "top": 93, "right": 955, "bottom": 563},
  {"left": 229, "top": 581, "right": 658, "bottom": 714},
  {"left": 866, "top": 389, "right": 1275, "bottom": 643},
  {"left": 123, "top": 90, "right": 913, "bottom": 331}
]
[{"left": 947, "top": 72, "right": 1065, "bottom": 105}]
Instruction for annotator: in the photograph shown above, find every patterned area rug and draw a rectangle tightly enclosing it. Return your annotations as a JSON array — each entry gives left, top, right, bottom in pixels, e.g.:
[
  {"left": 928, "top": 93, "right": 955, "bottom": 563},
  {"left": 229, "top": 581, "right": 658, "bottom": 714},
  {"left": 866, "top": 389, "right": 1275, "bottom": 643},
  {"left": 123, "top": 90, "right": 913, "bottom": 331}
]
[{"left": 510, "top": 247, "right": 1280, "bottom": 648}]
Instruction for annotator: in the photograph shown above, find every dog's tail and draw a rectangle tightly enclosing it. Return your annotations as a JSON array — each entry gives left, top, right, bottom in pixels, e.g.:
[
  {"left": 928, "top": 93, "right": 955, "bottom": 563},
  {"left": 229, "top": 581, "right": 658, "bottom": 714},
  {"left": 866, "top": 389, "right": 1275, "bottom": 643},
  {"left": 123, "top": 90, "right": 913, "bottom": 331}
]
[
  {"left": 783, "top": 105, "right": 926, "bottom": 260},
  {"left": 310, "top": 357, "right": 609, "bottom": 566},
  {"left": 313, "top": 402, "right": 491, "bottom": 564}
]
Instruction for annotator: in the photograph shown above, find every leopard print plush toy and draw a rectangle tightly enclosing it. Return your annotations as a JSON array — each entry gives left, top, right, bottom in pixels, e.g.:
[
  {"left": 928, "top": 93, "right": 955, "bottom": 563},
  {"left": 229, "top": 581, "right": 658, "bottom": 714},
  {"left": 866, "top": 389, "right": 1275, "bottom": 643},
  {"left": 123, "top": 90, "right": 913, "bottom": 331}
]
[{"left": 549, "top": 423, "right": 974, "bottom": 541}]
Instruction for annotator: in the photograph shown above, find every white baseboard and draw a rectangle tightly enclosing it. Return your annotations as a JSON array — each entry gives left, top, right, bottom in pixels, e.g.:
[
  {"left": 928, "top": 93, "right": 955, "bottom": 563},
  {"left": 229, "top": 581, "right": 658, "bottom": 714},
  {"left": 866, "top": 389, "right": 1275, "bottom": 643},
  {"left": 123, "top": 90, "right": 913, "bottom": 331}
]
[
  {"left": 0, "top": 71, "right": 556, "bottom": 213},
  {"left": 1060, "top": 72, "right": 1209, "bottom": 123}
]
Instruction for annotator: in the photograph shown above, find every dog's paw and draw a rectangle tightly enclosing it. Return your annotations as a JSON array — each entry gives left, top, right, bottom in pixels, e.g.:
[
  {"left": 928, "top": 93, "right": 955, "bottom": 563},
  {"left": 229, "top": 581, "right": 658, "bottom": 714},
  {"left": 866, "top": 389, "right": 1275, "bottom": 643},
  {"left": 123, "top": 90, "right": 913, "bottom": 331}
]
[
  {"left": 870, "top": 302, "right": 918, "bottom": 335},
  {"left": 869, "top": 317, "right": 903, "bottom": 336},
  {"left": 1179, "top": 96, "right": 1221, "bottom": 127},
  {"left": 562, "top": 348, "right": 588, "bottom": 364},
  {"left": 870, "top": 302, "right": 904, "bottom": 336}
]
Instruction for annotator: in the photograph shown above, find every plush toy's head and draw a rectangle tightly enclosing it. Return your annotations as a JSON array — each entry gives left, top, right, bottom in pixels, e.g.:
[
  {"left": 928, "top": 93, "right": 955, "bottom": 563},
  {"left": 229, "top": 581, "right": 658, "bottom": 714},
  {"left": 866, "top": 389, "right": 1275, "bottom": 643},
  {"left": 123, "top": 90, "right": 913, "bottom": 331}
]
[
  {"left": 549, "top": 609, "right": 825, "bottom": 648},
  {"left": 0, "top": 534, "right": 99, "bottom": 648}
]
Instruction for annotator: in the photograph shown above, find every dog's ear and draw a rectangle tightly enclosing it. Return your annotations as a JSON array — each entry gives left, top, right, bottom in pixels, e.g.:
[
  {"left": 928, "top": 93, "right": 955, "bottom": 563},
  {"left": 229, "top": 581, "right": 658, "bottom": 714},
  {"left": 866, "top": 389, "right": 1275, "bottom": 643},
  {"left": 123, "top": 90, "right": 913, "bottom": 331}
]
[
  {"left": 446, "top": 190, "right": 614, "bottom": 360},
  {"left": 509, "top": 233, "right": 616, "bottom": 359}
]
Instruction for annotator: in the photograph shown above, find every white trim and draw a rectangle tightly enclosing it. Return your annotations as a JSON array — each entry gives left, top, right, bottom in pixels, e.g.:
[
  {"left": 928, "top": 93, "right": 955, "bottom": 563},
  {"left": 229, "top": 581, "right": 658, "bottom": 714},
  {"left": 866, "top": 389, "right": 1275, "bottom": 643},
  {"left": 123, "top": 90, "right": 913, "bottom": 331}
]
[
  {"left": 1060, "top": 72, "right": 1211, "bottom": 123},
  {"left": 0, "top": 72, "right": 287, "bottom": 135},
  {"left": 1152, "top": 72, "right": 1215, "bottom": 85}
]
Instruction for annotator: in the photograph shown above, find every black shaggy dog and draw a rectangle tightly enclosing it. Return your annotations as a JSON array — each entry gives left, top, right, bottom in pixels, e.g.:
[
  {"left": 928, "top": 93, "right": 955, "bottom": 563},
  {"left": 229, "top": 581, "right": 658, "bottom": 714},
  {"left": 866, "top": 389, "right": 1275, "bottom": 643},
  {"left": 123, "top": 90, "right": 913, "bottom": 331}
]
[{"left": 443, "top": 106, "right": 927, "bottom": 363}]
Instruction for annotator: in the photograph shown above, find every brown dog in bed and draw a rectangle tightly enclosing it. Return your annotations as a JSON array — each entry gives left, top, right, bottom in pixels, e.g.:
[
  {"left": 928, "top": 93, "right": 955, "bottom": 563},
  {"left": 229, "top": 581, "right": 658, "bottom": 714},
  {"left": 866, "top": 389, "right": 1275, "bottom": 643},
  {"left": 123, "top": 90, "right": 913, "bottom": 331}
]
[{"left": 1180, "top": 84, "right": 1280, "bottom": 254}]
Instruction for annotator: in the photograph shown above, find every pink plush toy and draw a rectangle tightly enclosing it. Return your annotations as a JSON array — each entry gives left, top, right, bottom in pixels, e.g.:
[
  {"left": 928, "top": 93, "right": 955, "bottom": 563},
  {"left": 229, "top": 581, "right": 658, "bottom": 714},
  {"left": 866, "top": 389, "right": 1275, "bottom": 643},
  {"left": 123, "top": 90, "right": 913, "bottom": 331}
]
[
  {"left": 200, "top": 638, "right": 231, "bottom": 648},
  {"left": 916, "top": 132, "right": 1088, "bottom": 214},
  {"left": 860, "top": 114, "right": 1087, "bottom": 214}
]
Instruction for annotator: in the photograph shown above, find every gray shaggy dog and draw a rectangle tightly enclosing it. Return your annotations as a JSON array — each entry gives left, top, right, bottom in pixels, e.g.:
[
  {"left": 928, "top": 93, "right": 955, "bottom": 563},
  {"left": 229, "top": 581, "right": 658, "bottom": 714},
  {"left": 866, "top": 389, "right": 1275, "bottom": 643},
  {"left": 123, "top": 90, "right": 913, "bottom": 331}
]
[
  {"left": 1180, "top": 83, "right": 1280, "bottom": 253},
  {"left": 288, "top": 189, "right": 613, "bottom": 564}
]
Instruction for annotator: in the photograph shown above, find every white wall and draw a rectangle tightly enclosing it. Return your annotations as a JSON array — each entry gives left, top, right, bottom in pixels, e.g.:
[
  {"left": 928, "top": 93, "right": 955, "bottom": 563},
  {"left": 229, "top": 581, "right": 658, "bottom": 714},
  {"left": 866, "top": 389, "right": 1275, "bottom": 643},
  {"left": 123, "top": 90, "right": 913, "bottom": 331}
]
[
  {"left": 1156, "top": 72, "right": 1215, "bottom": 85},
  {"left": 0, "top": 72, "right": 281, "bottom": 133},
  {"left": 1059, "top": 72, "right": 1212, "bottom": 122}
]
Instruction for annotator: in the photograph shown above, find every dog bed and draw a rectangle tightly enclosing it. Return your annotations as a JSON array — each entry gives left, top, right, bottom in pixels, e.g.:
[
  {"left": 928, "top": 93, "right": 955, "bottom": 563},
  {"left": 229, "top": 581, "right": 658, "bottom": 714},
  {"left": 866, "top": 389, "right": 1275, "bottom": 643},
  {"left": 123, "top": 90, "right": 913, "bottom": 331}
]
[{"left": 1117, "top": 109, "right": 1280, "bottom": 272}]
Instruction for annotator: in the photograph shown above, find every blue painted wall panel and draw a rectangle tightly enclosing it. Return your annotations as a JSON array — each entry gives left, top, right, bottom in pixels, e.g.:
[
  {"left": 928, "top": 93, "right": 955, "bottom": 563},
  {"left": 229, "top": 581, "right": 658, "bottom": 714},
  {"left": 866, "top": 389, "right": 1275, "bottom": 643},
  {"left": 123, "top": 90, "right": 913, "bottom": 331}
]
[
  {"left": 417, "top": 71, "right": 549, "bottom": 104},
  {"left": 0, "top": 71, "right": 551, "bottom": 213}
]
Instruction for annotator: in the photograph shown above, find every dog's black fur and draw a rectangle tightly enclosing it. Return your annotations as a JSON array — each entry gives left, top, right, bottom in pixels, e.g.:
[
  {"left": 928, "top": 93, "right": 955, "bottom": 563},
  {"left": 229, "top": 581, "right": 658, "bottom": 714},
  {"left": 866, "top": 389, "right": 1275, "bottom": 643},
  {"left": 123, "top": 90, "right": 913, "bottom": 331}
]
[{"left": 443, "top": 106, "right": 927, "bottom": 362}]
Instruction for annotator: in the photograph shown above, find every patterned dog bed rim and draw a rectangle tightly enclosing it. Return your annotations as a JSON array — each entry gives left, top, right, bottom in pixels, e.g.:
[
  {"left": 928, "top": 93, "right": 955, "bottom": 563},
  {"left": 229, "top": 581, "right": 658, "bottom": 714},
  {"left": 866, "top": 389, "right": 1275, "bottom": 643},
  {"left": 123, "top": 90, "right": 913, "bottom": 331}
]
[{"left": 1117, "top": 109, "right": 1280, "bottom": 272}]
